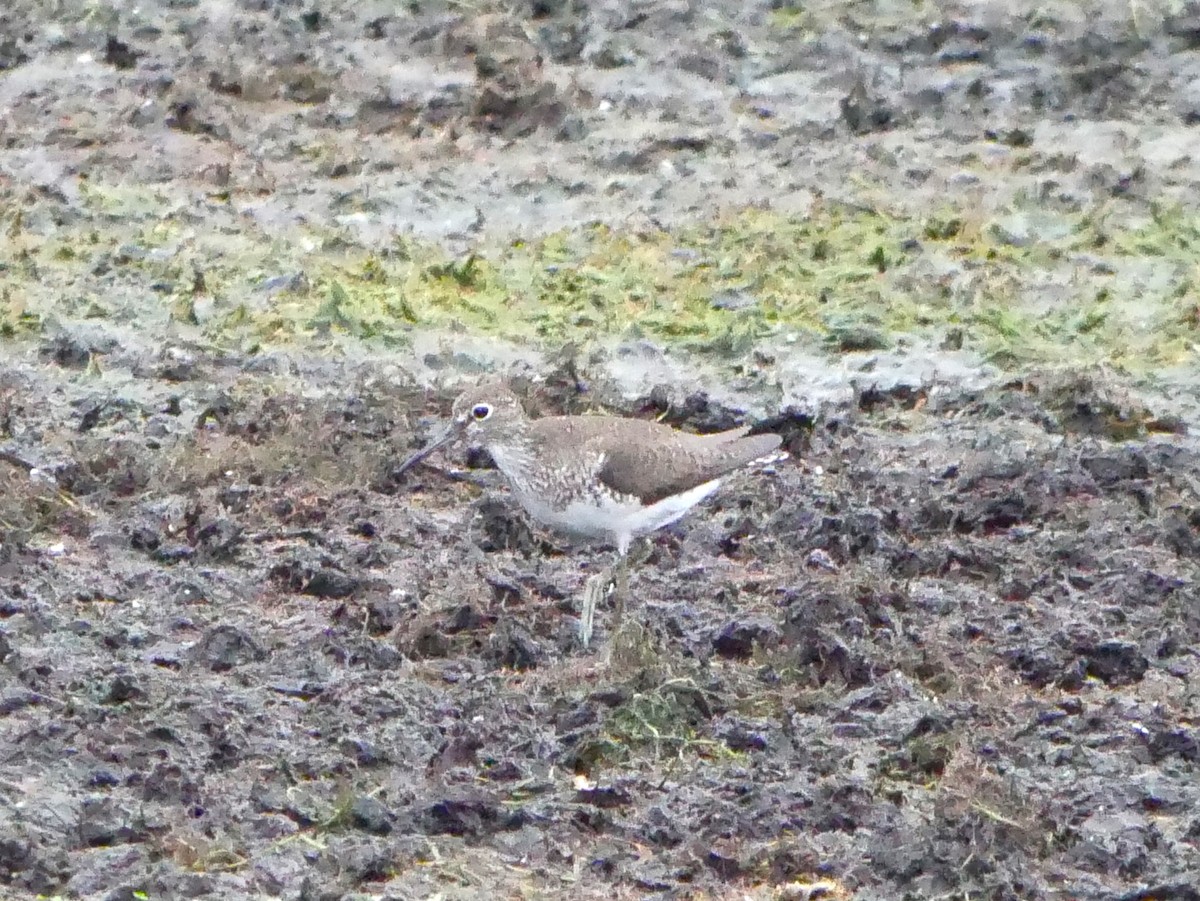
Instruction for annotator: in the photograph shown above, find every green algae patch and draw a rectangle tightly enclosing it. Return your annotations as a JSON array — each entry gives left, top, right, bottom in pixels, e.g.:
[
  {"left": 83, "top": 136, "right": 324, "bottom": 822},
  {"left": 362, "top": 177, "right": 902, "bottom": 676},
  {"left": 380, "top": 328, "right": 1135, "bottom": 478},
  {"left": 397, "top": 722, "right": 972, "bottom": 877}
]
[
  {"left": 220, "top": 200, "right": 1198, "bottom": 377},
  {"left": 3, "top": 171, "right": 1199, "bottom": 379},
  {"left": 200, "top": 205, "right": 935, "bottom": 353}
]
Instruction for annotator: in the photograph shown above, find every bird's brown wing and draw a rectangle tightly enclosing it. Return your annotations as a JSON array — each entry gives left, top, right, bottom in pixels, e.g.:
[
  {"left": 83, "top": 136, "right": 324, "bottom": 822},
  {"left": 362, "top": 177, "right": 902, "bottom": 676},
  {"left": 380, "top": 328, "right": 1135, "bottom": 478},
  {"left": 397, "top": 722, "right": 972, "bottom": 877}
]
[
  {"left": 528, "top": 415, "right": 781, "bottom": 506},
  {"left": 591, "top": 427, "right": 782, "bottom": 506}
]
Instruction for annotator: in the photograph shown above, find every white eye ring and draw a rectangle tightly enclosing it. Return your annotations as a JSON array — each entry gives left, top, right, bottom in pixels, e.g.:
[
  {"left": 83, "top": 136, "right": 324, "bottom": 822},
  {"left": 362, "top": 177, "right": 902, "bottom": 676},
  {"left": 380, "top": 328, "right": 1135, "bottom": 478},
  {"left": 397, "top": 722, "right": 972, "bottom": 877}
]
[{"left": 471, "top": 404, "right": 492, "bottom": 421}]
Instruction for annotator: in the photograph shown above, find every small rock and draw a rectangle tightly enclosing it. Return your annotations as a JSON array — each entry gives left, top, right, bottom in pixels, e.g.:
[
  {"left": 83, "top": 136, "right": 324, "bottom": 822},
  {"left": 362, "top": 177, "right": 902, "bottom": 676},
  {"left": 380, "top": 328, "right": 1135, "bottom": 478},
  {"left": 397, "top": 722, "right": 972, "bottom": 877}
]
[
  {"left": 474, "top": 496, "right": 537, "bottom": 553},
  {"left": 0, "top": 38, "right": 30, "bottom": 70},
  {"left": 0, "top": 689, "right": 37, "bottom": 715},
  {"left": 87, "top": 770, "right": 122, "bottom": 788},
  {"left": 713, "top": 617, "right": 781, "bottom": 659},
  {"left": 840, "top": 80, "right": 893, "bottom": 134},
  {"left": 257, "top": 273, "right": 309, "bottom": 295},
  {"left": 193, "top": 518, "right": 243, "bottom": 561},
  {"left": 104, "top": 675, "right": 142, "bottom": 704},
  {"left": 339, "top": 738, "right": 387, "bottom": 766},
  {"left": 988, "top": 211, "right": 1075, "bottom": 247},
  {"left": 302, "top": 568, "right": 359, "bottom": 599},
  {"left": 424, "top": 797, "right": 503, "bottom": 837},
  {"left": 349, "top": 796, "right": 393, "bottom": 835},
  {"left": 587, "top": 37, "right": 634, "bottom": 69},
  {"left": 188, "top": 625, "right": 265, "bottom": 672},
  {"left": 78, "top": 797, "right": 140, "bottom": 847},
  {"left": 710, "top": 288, "right": 758, "bottom": 311},
  {"left": 128, "top": 523, "right": 162, "bottom": 552},
  {"left": 1080, "top": 450, "right": 1150, "bottom": 485},
  {"left": 39, "top": 334, "right": 92, "bottom": 369},
  {"left": 217, "top": 485, "right": 253, "bottom": 514},
  {"left": 360, "top": 598, "right": 405, "bottom": 634},
  {"left": 103, "top": 35, "right": 141, "bottom": 69},
  {"left": 1147, "top": 728, "right": 1199, "bottom": 763},
  {"left": 487, "top": 622, "right": 543, "bottom": 670},
  {"left": 1115, "top": 885, "right": 1200, "bottom": 901},
  {"left": 716, "top": 719, "right": 768, "bottom": 752},
  {"left": 575, "top": 784, "right": 631, "bottom": 808},
  {"left": 1079, "top": 639, "right": 1148, "bottom": 686}
]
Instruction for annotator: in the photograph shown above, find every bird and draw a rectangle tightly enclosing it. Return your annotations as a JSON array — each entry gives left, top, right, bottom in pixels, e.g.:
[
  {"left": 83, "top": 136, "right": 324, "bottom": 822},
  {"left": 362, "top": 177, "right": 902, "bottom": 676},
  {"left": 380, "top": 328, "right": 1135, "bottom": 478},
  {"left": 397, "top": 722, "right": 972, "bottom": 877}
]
[{"left": 396, "top": 380, "right": 783, "bottom": 646}]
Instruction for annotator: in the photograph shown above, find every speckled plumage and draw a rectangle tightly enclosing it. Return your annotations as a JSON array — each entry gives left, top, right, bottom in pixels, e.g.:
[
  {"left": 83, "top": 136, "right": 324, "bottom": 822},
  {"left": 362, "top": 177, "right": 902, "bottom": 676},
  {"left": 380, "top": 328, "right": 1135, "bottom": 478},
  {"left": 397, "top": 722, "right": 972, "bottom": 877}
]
[{"left": 397, "top": 380, "right": 783, "bottom": 554}]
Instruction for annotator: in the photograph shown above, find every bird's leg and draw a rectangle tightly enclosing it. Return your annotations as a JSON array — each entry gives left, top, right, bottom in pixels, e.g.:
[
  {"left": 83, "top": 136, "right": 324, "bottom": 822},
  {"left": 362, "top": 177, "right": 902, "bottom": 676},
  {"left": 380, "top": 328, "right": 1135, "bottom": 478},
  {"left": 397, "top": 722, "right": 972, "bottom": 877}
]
[
  {"left": 578, "top": 555, "right": 612, "bottom": 650},
  {"left": 580, "top": 539, "right": 640, "bottom": 651},
  {"left": 611, "top": 547, "right": 630, "bottom": 635},
  {"left": 605, "top": 539, "right": 660, "bottom": 669}
]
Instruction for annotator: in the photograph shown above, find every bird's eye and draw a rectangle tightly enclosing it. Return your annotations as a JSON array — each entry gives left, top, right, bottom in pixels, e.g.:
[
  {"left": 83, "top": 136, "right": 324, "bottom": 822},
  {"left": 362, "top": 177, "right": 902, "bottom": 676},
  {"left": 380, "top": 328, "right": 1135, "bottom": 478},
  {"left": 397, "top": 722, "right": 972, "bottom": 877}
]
[{"left": 471, "top": 404, "right": 491, "bottom": 421}]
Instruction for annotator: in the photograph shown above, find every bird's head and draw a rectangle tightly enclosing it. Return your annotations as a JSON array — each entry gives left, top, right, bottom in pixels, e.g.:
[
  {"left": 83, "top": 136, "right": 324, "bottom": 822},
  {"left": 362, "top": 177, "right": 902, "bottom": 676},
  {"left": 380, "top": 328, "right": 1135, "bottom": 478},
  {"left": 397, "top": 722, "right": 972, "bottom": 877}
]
[{"left": 395, "top": 379, "right": 530, "bottom": 475}]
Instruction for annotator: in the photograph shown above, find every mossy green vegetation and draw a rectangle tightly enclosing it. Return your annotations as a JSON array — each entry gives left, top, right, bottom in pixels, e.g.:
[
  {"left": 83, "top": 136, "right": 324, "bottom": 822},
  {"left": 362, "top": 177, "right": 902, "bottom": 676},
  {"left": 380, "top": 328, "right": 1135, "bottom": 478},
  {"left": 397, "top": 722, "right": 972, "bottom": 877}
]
[
  {"left": 197, "top": 201, "right": 1200, "bottom": 373},
  {"left": 3, "top": 180, "right": 1198, "bottom": 376},
  {"left": 572, "top": 675, "right": 742, "bottom": 769}
]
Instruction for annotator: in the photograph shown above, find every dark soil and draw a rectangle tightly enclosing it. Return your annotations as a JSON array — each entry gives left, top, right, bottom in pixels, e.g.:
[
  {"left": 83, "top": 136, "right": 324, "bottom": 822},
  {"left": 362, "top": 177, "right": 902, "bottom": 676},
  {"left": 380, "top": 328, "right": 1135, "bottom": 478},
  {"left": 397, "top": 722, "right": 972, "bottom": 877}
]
[
  {"left": 2, "top": 1, "right": 1199, "bottom": 900},
  {"left": 2, "top": 357, "right": 1198, "bottom": 899}
]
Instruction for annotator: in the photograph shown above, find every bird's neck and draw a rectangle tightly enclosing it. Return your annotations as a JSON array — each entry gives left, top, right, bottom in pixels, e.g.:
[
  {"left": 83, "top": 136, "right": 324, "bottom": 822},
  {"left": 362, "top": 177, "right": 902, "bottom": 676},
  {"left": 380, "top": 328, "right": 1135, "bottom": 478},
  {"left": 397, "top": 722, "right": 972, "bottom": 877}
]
[{"left": 484, "top": 426, "right": 536, "bottom": 487}]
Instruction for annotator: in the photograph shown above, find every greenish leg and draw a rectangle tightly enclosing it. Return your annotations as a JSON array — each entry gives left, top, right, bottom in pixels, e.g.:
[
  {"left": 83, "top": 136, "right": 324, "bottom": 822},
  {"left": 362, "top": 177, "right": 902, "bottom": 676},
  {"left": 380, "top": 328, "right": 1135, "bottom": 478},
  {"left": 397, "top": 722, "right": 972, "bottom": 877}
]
[
  {"left": 581, "top": 539, "right": 649, "bottom": 652},
  {"left": 612, "top": 538, "right": 652, "bottom": 634},
  {"left": 611, "top": 551, "right": 630, "bottom": 635},
  {"left": 579, "top": 567, "right": 607, "bottom": 649}
]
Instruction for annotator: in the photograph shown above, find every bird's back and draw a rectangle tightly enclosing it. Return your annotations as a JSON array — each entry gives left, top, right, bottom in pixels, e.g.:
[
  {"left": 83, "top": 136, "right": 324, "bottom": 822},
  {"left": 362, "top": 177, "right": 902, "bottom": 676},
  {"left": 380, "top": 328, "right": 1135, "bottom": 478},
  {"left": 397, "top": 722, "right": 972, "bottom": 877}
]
[{"left": 528, "top": 415, "right": 782, "bottom": 506}]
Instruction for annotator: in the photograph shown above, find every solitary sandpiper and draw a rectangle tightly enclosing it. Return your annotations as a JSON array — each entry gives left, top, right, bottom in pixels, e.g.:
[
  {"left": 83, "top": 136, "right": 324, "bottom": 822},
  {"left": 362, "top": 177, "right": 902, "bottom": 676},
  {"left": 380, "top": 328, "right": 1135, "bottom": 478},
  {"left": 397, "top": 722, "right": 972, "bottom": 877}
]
[{"left": 396, "top": 380, "right": 784, "bottom": 646}]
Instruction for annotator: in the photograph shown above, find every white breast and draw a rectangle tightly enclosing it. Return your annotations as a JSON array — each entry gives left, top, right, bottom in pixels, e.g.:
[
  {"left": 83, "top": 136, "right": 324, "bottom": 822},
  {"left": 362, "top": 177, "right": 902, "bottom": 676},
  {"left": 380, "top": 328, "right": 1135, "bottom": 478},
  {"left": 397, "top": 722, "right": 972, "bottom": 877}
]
[
  {"left": 487, "top": 443, "right": 723, "bottom": 555},
  {"left": 514, "top": 479, "right": 722, "bottom": 556}
]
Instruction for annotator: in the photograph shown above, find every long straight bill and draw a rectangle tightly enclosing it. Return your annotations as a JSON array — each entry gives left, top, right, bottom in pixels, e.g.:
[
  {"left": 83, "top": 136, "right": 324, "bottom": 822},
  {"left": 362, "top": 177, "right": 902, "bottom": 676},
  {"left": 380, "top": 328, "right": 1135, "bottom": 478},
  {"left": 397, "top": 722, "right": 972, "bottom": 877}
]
[{"left": 394, "top": 421, "right": 462, "bottom": 476}]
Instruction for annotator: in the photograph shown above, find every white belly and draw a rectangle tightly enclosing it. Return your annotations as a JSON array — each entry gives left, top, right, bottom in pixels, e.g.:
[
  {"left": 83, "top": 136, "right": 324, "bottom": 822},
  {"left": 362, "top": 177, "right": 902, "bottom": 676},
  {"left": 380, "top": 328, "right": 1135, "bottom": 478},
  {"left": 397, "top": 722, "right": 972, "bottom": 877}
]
[{"left": 514, "top": 479, "right": 722, "bottom": 555}]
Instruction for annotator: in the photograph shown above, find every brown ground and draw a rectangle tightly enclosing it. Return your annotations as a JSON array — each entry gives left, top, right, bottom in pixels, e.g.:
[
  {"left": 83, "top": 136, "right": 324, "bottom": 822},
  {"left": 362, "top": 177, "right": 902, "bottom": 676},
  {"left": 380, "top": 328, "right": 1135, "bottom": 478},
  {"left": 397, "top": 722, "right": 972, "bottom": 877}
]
[{"left": 2, "top": 1, "right": 1199, "bottom": 900}]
